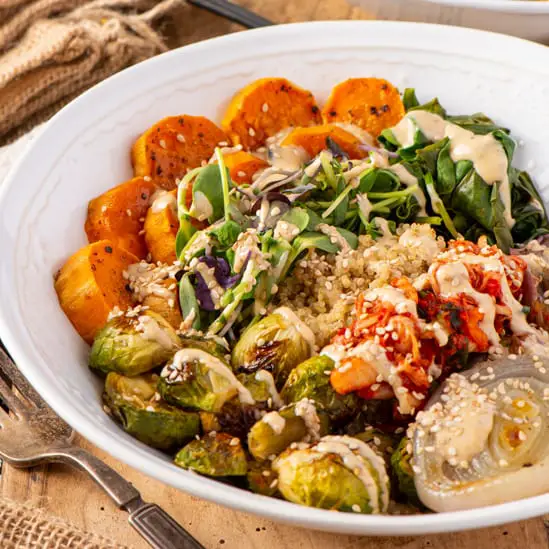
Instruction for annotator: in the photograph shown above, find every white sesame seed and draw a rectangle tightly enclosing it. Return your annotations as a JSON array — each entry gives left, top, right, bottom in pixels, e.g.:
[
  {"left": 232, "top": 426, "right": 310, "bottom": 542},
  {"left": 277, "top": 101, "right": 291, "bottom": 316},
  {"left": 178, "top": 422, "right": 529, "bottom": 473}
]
[
  {"left": 159, "top": 139, "right": 167, "bottom": 149},
  {"left": 237, "top": 170, "right": 247, "bottom": 178},
  {"left": 352, "top": 504, "right": 361, "bottom": 513},
  {"left": 248, "top": 127, "right": 256, "bottom": 137},
  {"left": 262, "top": 103, "right": 269, "bottom": 113},
  {"left": 176, "top": 134, "right": 186, "bottom": 143}
]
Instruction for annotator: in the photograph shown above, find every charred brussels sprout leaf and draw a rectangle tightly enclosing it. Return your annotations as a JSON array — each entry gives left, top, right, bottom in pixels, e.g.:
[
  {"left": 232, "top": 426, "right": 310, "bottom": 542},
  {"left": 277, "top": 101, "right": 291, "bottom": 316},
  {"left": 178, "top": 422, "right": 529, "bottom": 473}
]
[
  {"left": 281, "top": 356, "right": 360, "bottom": 422},
  {"left": 90, "top": 311, "right": 180, "bottom": 376},
  {"left": 199, "top": 400, "right": 261, "bottom": 440},
  {"left": 158, "top": 348, "right": 252, "bottom": 413},
  {"left": 391, "top": 437, "right": 420, "bottom": 506},
  {"left": 232, "top": 308, "right": 313, "bottom": 386},
  {"left": 104, "top": 372, "right": 199, "bottom": 450},
  {"left": 247, "top": 461, "right": 279, "bottom": 497},
  {"left": 247, "top": 400, "right": 328, "bottom": 461},
  {"left": 273, "top": 445, "right": 378, "bottom": 513},
  {"left": 174, "top": 432, "right": 247, "bottom": 476}
]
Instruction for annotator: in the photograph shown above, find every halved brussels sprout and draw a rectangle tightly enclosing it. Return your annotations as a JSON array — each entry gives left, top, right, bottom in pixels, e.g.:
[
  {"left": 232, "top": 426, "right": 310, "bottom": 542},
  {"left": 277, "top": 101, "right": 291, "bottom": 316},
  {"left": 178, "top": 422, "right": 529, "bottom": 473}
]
[
  {"left": 390, "top": 437, "right": 420, "bottom": 506},
  {"left": 158, "top": 347, "right": 254, "bottom": 413},
  {"left": 273, "top": 435, "right": 390, "bottom": 514},
  {"left": 232, "top": 307, "right": 314, "bottom": 386},
  {"left": 247, "top": 460, "right": 280, "bottom": 497},
  {"left": 281, "top": 356, "right": 360, "bottom": 422},
  {"left": 90, "top": 310, "right": 180, "bottom": 376},
  {"left": 104, "top": 372, "right": 199, "bottom": 450},
  {"left": 247, "top": 399, "right": 329, "bottom": 461},
  {"left": 174, "top": 432, "right": 247, "bottom": 476},
  {"left": 237, "top": 370, "right": 283, "bottom": 409}
]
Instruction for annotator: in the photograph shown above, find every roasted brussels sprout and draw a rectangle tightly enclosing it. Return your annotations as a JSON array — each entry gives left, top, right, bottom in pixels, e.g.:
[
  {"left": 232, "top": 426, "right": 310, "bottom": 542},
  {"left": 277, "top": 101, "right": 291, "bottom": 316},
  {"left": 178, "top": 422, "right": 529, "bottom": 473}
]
[
  {"left": 247, "top": 461, "right": 279, "bottom": 497},
  {"left": 247, "top": 399, "right": 329, "bottom": 461},
  {"left": 273, "top": 435, "right": 390, "bottom": 514},
  {"left": 232, "top": 307, "right": 314, "bottom": 386},
  {"left": 390, "top": 437, "right": 420, "bottom": 506},
  {"left": 158, "top": 347, "right": 255, "bottom": 413},
  {"left": 104, "top": 372, "right": 199, "bottom": 450},
  {"left": 237, "top": 370, "right": 283, "bottom": 409},
  {"left": 174, "top": 432, "right": 248, "bottom": 476},
  {"left": 199, "top": 400, "right": 261, "bottom": 440},
  {"left": 354, "top": 428, "right": 398, "bottom": 469},
  {"left": 281, "top": 356, "right": 360, "bottom": 422},
  {"left": 90, "top": 310, "right": 180, "bottom": 376}
]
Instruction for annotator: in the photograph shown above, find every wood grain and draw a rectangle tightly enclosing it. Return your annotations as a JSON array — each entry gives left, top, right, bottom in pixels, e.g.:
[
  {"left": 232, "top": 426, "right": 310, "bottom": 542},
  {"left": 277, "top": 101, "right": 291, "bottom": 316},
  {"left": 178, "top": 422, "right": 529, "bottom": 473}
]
[{"left": 2, "top": 1, "right": 549, "bottom": 548}]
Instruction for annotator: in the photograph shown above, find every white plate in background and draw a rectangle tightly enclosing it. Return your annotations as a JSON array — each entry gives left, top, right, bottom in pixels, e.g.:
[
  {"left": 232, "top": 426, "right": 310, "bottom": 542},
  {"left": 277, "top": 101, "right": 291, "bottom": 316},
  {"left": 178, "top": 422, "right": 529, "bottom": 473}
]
[{"left": 351, "top": 0, "right": 549, "bottom": 43}]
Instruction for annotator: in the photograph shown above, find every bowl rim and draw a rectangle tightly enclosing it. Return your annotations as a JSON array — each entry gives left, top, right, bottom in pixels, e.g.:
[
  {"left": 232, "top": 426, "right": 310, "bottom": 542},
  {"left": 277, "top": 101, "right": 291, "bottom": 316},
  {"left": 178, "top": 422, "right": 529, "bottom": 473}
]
[
  {"left": 417, "top": 0, "right": 549, "bottom": 14},
  {"left": 2, "top": 20, "right": 549, "bottom": 535}
]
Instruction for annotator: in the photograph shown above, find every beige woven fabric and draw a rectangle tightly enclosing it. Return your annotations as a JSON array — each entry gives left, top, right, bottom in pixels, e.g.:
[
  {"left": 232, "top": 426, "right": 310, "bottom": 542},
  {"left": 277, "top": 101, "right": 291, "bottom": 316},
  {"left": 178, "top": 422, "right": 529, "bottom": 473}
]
[
  {"left": 0, "top": 0, "right": 183, "bottom": 145},
  {"left": 0, "top": 497, "right": 129, "bottom": 549}
]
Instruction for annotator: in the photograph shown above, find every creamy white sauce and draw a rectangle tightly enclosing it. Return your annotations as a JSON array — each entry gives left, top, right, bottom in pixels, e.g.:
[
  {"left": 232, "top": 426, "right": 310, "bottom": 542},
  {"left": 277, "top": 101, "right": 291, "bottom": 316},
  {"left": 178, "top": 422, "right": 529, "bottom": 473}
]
[
  {"left": 254, "top": 370, "right": 284, "bottom": 409},
  {"left": 389, "top": 111, "right": 514, "bottom": 228},
  {"left": 364, "top": 286, "right": 418, "bottom": 317},
  {"left": 261, "top": 411, "right": 286, "bottom": 435},
  {"left": 151, "top": 190, "right": 177, "bottom": 214},
  {"left": 135, "top": 314, "right": 176, "bottom": 348},
  {"left": 432, "top": 262, "right": 499, "bottom": 345},
  {"left": 189, "top": 190, "right": 213, "bottom": 221},
  {"left": 372, "top": 152, "right": 427, "bottom": 216},
  {"left": 372, "top": 217, "right": 395, "bottom": 247},
  {"left": 294, "top": 398, "right": 321, "bottom": 442},
  {"left": 194, "top": 262, "right": 224, "bottom": 310},
  {"left": 274, "top": 306, "right": 316, "bottom": 353},
  {"left": 169, "top": 348, "right": 255, "bottom": 405},
  {"left": 304, "top": 155, "right": 324, "bottom": 178},
  {"left": 333, "top": 122, "right": 375, "bottom": 146},
  {"left": 357, "top": 193, "right": 373, "bottom": 221}
]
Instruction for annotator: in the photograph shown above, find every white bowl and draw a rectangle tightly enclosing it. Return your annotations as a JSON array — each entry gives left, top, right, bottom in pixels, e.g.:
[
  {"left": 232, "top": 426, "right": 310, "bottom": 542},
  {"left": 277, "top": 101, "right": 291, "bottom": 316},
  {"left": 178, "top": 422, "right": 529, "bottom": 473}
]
[
  {"left": 2, "top": 21, "right": 549, "bottom": 536},
  {"left": 351, "top": 0, "right": 549, "bottom": 43}
]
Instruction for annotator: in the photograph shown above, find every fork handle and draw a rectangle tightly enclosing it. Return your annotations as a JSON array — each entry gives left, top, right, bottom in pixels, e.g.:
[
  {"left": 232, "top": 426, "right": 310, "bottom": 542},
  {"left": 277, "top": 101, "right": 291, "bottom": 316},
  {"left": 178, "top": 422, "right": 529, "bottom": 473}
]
[{"left": 55, "top": 446, "right": 205, "bottom": 549}]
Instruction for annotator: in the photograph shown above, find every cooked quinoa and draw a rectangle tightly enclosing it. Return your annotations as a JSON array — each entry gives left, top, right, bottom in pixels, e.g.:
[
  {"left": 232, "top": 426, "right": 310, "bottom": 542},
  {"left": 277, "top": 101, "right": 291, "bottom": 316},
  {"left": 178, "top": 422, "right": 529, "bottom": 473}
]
[{"left": 274, "top": 224, "right": 445, "bottom": 347}]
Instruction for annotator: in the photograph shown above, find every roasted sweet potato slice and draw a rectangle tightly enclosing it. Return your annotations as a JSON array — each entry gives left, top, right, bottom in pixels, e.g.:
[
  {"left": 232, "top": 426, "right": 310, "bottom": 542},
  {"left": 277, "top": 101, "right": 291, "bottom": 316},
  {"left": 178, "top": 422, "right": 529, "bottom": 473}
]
[
  {"left": 144, "top": 190, "right": 178, "bottom": 264},
  {"left": 222, "top": 78, "right": 321, "bottom": 150},
  {"left": 322, "top": 78, "right": 405, "bottom": 137},
  {"left": 280, "top": 124, "right": 368, "bottom": 159},
  {"left": 54, "top": 241, "right": 137, "bottom": 343},
  {"left": 132, "top": 115, "right": 228, "bottom": 190},
  {"left": 143, "top": 279, "right": 182, "bottom": 329},
  {"left": 85, "top": 177, "right": 157, "bottom": 259},
  {"left": 216, "top": 151, "right": 268, "bottom": 184}
]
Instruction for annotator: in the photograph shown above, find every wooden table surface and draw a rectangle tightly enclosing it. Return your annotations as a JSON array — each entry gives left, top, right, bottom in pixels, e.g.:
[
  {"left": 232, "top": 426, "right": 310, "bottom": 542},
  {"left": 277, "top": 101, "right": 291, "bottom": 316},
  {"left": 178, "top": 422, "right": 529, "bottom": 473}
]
[{"left": 3, "top": 1, "right": 549, "bottom": 548}]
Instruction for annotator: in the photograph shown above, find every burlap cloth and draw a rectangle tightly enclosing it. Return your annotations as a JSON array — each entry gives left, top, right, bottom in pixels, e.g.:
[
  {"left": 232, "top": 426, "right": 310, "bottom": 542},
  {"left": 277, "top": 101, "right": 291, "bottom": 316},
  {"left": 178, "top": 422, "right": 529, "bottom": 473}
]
[
  {"left": 0, "top": 497, "right": 128, "bottom": 548},
  {"left": 0, "top": 0, "right": 183, "bottom": 145}
]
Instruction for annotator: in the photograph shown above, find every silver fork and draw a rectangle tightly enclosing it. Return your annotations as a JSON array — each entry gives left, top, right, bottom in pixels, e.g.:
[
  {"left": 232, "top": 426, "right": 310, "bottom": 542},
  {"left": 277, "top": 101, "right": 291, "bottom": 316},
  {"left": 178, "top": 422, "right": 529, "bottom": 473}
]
[{"left": 0, "top": 345, "right": 205, "bottom": 549}]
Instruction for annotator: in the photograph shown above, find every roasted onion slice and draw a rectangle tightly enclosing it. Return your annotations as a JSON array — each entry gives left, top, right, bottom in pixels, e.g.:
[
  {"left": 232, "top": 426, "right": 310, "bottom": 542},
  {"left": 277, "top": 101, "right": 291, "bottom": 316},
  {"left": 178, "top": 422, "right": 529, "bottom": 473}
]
[{"left": 412, "top": 356, "right": 549, "bottom": 512}]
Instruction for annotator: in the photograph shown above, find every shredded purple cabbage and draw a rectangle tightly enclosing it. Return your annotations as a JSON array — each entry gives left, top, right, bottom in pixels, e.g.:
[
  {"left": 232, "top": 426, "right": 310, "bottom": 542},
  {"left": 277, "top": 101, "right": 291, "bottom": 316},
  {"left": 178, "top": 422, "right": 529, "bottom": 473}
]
[
  {"left": 199, "top": 256, "right": 240, "bottom": 289},
  {"left": 194, "top": 256, "right": 242, "bottom": 311}
]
